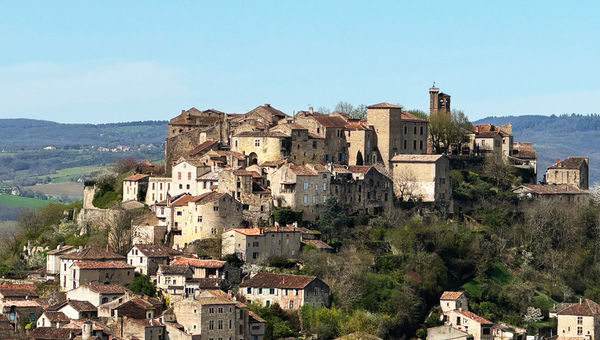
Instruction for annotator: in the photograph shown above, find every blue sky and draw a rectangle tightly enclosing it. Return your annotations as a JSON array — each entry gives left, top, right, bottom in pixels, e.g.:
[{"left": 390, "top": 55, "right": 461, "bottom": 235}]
[{"left": 1, "top": 1, "right": 599, "bottom": 123}]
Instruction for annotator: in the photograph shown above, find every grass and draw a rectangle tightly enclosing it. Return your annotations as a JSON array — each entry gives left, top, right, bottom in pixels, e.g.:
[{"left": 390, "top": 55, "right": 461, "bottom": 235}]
[
  {"left": 24, "top": 182, "right": 83, "bottom": 199},
  {"left": 43, "top": 165, "right": 104, "bottom": 183},
  {"left": 0, "top": 194, "right": 54, "bottom": 208},
  {"left": 533, "top": 291, "right": 556, "bottom": 309},
  {"left": 488, "top": 262, "right": 512, "bottom": 285}
]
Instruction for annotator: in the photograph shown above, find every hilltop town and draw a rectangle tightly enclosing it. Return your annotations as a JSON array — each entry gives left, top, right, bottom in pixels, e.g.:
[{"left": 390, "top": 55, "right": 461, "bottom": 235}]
[{"left": 0, "top": 87, "right": 595, "bottom": 340}]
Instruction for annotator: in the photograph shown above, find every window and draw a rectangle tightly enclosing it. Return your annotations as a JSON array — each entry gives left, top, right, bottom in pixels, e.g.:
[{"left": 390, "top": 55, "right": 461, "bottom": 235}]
[
  {"left": 313, "top": 141, "right": 317, "bottom": 148},
  {"left": 577, "top": 316, "right": 583, "bottom": 325},
  {"left": 420, "top": 126, "right": 423, "bottom": 135},
  {"left": 404, "top": 126, "right": 407, "bottom": 134},
  {"left": 456, "top": 317, "right": 461, "bottom": 325},
  {"left": 413, "top": 140, "right": 417, "bottom": 149},
  {"left": 483, "top": 327, "right": 491, "bottom": 335},
  {"left": 247, "top": 287, "right": 253, "bottom": 294},
  {"left": 186, "top": 184, "right": 190, "bottom": 189},
  {"left": 289, "top": 300, "right": 294, "bottom": 308},
  {"left": 209, "top": 320, "right": 214, "bottom": 330},
  {"left": 578, "top": 327, "right": 583, "bottom": 335},
  {"left": 294, "top": 289, "right": 298, "bottom": 296},
  {"left": 198, "top": 216, "right": 202, "bottom": 222},
  {"left": 213, "top": 206, "right": 219, "bottom": 211},
  {"left": 258, "top": 288, "right": 263, "bottom": 294},
  {"left": 420, "top": 140, "right": 423, "bottom": 150},
  {"left": 323, "top": 183, "right": 327, "bottom": 191},
  {"left": 188, "top": 172, "right": 192, "bottom": 180},
  {"left": 218, "top": 320, "right": 223, "bottom": 329},
  {"left": 177, "top": 172, "right": 182, "bottom": 180},
  {"left": 312, "top": 195, "right": 316, "bottom": 203},
  {"left": 303, "top": 195, "right": 308, "bottom": 204},
  {"left": 218, "top": 307, "right": 223, "bottom": 313},
  {"left": 254, "top": 139, "right": 261, "bottom": 147},
  {"left": 234, "top": 140, "right": 238, "bottom": 147},
  {"left": 176, "top": 211, "right": 182, "bottom": 216},
  {"left": 304, "top": 182, "right": 309, "bottom": 190},
  {"left": 414, "top": 126, "right": 417, "bottom": 134},
  {"left": 209, "top": 307, "right": 214, "bottom": 313},
  {"left": 403, "top": 140, "right": 407, "bottom": 149}
]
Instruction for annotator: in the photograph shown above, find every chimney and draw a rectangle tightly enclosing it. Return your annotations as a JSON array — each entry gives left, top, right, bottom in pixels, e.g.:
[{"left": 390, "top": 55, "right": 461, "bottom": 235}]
[
  {"left": 309, "top": 106, "right": 314, "bottom": 114},
  {"left": 556, "top": 158, "right": 561, "bottom": 164},
  {"left": 264, "top": 104, "right": 271, "bottom": 108},
  {"left": 181, "top": 109, "right": 185, "bottom": 114}
]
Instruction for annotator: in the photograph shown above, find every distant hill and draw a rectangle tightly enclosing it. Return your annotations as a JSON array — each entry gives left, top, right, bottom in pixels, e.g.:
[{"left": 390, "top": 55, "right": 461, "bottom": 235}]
[
  {"left": 474, "top": 114, "right": 600, "bottom": 184},
  {"left": 0, "top": 118, "right": 167, "bottom": 148}
]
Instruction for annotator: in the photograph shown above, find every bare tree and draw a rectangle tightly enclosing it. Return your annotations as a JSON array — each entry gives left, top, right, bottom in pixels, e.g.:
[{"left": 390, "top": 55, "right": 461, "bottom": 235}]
[{"left": 375, "top": 163, "right": 419, "bottom": 201}]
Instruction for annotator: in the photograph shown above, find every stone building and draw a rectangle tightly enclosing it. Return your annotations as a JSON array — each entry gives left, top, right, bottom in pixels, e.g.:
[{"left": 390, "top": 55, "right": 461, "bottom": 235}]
[
  {"left": 545, "top": 156, "right": 589, "bottom": 190},
  {"left": 295, "top": 111, "right": 349, "bottom": 164},
  {"left": 366, "top": 103, "right": 428, "bottom": 168},
  {"left": 65, "top": 283, "right": 130, "bottom": 307},
  {"left": 231, "top": 131, "right": 290, "bottom": 166},
  {"left": 122, "top": 174, "right": 149, "bottom": 202},
  {"left": 169, "top": 192, "right": 243, "bottom": 250},
  {"left": 197, "top": 150, "right": 247, "bottom": 169},
  {"left": 440, "top": 291, "right": 468, "bottom": 314},
  {"left": 127, "top": 244, "right": 182, "bottom": 276},
  {"left": 270, "top": 123, "right": 326, "bottom": 165},
  {"left": 46, "top": 245, "right": 77, "bottom": 280},
  {"left": 344, "top": 120, "right": 380, "bottom": 166},
  {"left": 131, "top": 212, "right": 167, "bottom": 245},
  {"left": 390, "top": 154, "right": 451, "bottom": 205},
  {"left": 330, "top": 164, "right": 393, "bottom": 215},
  {"left": 58, "top": 247, "right": 129, "bottom": 291},
  {"left": 221, "top": 226, "right": 302, "bottom": 263},
  {"left": 557, "top": 298, "right": 600, "bottom": 340},
  {"left": 239, "top": 272, "right": 330, "bottom": 309},
  {"left": 429, "top": 85, "right": 451, "bottom": 115},
  {"left": 443, "top": 309, "right": 493, "bottom": 340},
  {"left": 218, "top": 169, "right": 272, "bottom": 222},
  {"left": 511, "top": 142, "right": 538, "bottom": 175},
  {"left": 513, "top": 184, "right": 589, "bottom": 204},
  {"left": 170, "top": 257, "right": 226, "bottom": 280},
  {"left": 268, "top": 163, "right": 331, "bottom": 220},
  {"left": 171, "top": 158, "right": 212, "bottom": 197},
  {"left": 145, "top": 177, "right": 172, "bottom": 205}
]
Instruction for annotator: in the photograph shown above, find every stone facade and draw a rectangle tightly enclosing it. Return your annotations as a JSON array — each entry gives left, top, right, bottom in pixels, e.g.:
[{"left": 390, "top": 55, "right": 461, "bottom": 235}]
[
  {"left": 218, "top": 170, "right": 272, "bottom": 223},
  {"left": 127, "top": 244, "right": 181, "bottom": 276},
  {"left": 344, "top": 120, "right": 380, "bottom": 166},
  {"left": 429, "top": 86, "right": 451, "bottom": 116},
  {"left": 122, "top": 174, "right": 149, "bottom": 202},
  {"left": 390, "top": 154, "right": 451, "bottom": 205},
  {"left": 545, "top": 157, "right": 589, "bottom": 190},
  {"left": 231, "top": 131, "right": 289, "bottom": 166},
  {"left": 295, "top": 111, "right": 348, "bottom": 164},
  {"left": 145, "top": 177, "right": 172, "bottom": 205},
  {"left": 221, "top": 227, "right": 302, "bottom": 263},
  {"left": 330, "top": 165, "right": 393, "bottom": 215}
]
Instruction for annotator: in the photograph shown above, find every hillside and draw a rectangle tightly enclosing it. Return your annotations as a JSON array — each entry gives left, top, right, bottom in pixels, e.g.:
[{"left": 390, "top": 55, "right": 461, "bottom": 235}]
[{"left": 474, "top": 114, "right": 600, "bottom": 184}]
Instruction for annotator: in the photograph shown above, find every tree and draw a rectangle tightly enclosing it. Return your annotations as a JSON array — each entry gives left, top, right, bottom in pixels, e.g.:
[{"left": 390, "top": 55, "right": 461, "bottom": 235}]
[
  {"left": 523, "top": 306, "right": 543, "bottom": 323},
  {"left": 407, "top": 109, "right": 428, "bottom": 121},
  {"left": 428, "top": 109, "right": 473, "bottom": 154},
  {"left": 317, "top": 198, "right": 353, "bottom": 241},
  {"left": 334, "top": 101, "right": 367, "bottom": 119},
  {"left": 130, "top": 274, "right": 156, "bottom": 297},
  {"left": 482, "top": 154, "right": 514, "bottom": 189}
]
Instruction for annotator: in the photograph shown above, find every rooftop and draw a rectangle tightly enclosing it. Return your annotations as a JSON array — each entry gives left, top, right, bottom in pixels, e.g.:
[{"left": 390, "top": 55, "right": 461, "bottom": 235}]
[
  {"left": 549, "top": 156, "right": 588, "bottom": 170},
  {"left": 74, "top": 260, "right": 134, "bottom": 269},
  {"left": 440, "top": 291, "right": 464, "bottom": 300},
  {"left": 240, "top": 272, "right": 317, "bottom": 289},
  {"left": 514, "top": 184, "right": 587, "bottom": 195},
  {"left": 558, "top": 299, "right": 600, "bottom": 316},
  {"left": 124, "top": 173, "right": 150, "bottom": 182},
  {"left": 59, "top": 247, "right": 125, "bottom": 261},
  {"left": 171, "top": 257, "right": 226, "bottom": 268},
  {"left": 188, "top": 140, "right": 218, "bottom": 157},
  {"left": 367, "top": 102, "right": 403, "bottom": 109},
  {"left": 455, "top": 309, "right": 493, "bottom": 324},
  {"left": 390, "top": 154, "right": 445, "bottom": 163}
]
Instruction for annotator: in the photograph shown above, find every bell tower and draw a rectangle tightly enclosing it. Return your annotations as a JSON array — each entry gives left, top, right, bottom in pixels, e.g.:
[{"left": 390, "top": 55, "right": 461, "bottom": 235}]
[{"left": 429, "top": 83, "right": 451, "bottom": 115}]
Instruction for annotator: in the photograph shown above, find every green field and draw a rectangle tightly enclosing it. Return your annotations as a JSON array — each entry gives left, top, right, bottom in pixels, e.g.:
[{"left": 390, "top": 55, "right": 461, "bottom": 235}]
[
  {"left": 44, "top": 165, "right": 105, "bottom": 183},
  {"left": 0, "top": 194, "right": 54, "bottom": 208}
]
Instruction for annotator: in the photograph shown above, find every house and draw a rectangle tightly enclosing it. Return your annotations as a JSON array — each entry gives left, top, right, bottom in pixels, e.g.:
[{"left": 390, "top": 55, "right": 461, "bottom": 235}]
[
  {"left": 545, "top": 156, "right": 589, "bottom": 190},
  {"left": 171, "top": 158, "right": 212, "bottom": 197},
  {"left": 127, "top": 244, "right": 182, "bottom": 276},
  {"left": 170, "top": 192, "right": 243, "bottom": 250},
  {"left": 0, "top": 284, "right": 38, "bottom": 303},
  {"left": 511, "top": 142, "right": 537, "bottom": 175},
  {"left": 145, "top": 177, "right": 172, "bottom": 205},
  {"left": 550, "top": 303, "right": 576, "bottom": 318},
  {"left": 390, "top": 154, "right": 451, "bottom": 205},
  {"left": 122, "top": 174, "right": 149, "bottom": 202},
  {"left": 231, "top": 130, "right": 290, "bottom": 166},
  {"left": 366, "top": 103, "right": 429, "bottom": 168},
  {"left": 1, "top": 299, "right": 43, "bottom": 329},
  {"left": 36, "top": 311, "right": 70, "bottom": 328},
  {"left": 443, "top": 309, "right": 493, "bottom": 340},
  {"left": 170, "top": 257, "right": 226, "bottom": 279},
  {"left": 156, "top": 265, "right": 194, "bottom": 298},
  {"left": 198, "top": 150, "right": 247, "bottom": 169},
  {"left": 329, "top": 164, "right": 394, "bottom": 215},
  {"left": 557, "top": 298, "right": 600, "bottom": 340},
  {"left": 46, "top": 245, "right": 78, "bottom": 280},
  {"left": 30, "top": 327, "right": 82, "bottom": 340},
  {"left": 114, "top": 296, "right": 164, "bottom": 320},
  {"left": 268, "top": 163, "right": 331, "bottom": 220},
  {"left": 65, "top": 283, "right": 130, "bottom": 307},
  {"left": 58, "top": 247, "right": 127, "bottom": 291},
  {"left": 473, "top": 131, "right": 503, "bottom": 155},
  {"left": 427, "top": 325, "right": 469, "bottom": 340},
  {"left": 269, "top": 123, "right": 326, "bottom": 165},
  {"left": 62, "top": 260, "right": 134, "bottom": 291},
  {"left": 121, "top": 318, "right": 165, "bottom": 340},
  {"left": 439, "top": 291, "right": 468, "bottom": 314},
  {"left": 218, "top": 169, "right": 272, "bottom": 222},
  {"left": 170, "top": 290, "right": 264, "bottom": 340},
  {"left": 344, "top": 120, "right": 380, "bottom": 166},
  {"left": 131, "top": 212, "right": 167, "bottom": 245},
  {"left": 239, "top": 272, "right": 330, "bottom": 309},
  {"left": 295, "top": 110, "right": 349, "bottom": 164},
  {"left": 50, "top": 300, "right": 97, "bottom": 320},
  {"left": 221, "top": 227, "right": 302, "bottom": 263}
]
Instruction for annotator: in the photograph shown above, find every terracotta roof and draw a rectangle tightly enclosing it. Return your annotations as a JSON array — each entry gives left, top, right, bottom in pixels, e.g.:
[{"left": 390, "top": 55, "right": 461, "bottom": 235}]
[
  {"left": 158, "top": 265, "right": 191, "bottom": 275},
  {"left": 74, "top": 260, "right": 134, "bottom": 269},
  {"left": 0, "top": 284, "right": 37, "bottom": 298},
  {"left": 188, "top": 140, "right": 218, "bottom": 157},
  {"left": 549, "top": 157, "right": 588, "bottom": 170},
  {"left": 232, "top": 169, "right": 254, "bottom": 176},
  {"left": 455, "top": 309, "right": 493, "bottom": 324},
  {"left": 249, "top": 310, "right": 266, "bottom": 323},
  {"left": 86, "top": 283, "right": 130, "bottom": 294},
  {"left": 240, "top": 272, "right": 317, "bottom": 289},
  {"left": 30, "top": 327, "right": 81, "bottom": 340},
  {"left": 514, "top": 184, "right": 587, "bottom": 195},
  {"left": 211, "top": 150, "right": 247, "bottom": 160},
  {"left": 246, "top": 104, "right": 287, "bottom": 118},
  {"left": 227, "top": 227, "right": 262, "bottom": 236},
  {"left": 513, "top": 143, "right": 537, "bottom": 159},
  {"left": 194, "top": 296, "right": 236, "bottom": 305},
  {"left": 186, "top": 278, "right": 223, "bottom": 288},
  {"left": 309, "top": 114, "right": 348, "bottom": 128},
  {"left": 332, "top": 164, "right": 373, "bottom": 174},
  {"left": 558, "top": 299, "right": 600, "bottom": 316},
  {"left": 475, "top": 131, "right": 501, "bottom": 138},
  {"left": 440, "top": 291, "right": 464, "bottom": 300},
  {"left": 47, "top": 245, "right": 77, "bottom": 255},
  {"left": 124, "top": 174, "right": 150, "bottom": 181},
  {"left": 302, "top": 239, "right": 333, "bottom": 250},
  {"left": 63, "top": 300, "right": 97, "bottom": 312},
  {"left": 3, "top": 299, "right": 41, "bottom": 307},
  {"left": 42, "top": 311, "right": 70, "bottom": 322},
  {"left": 60, "top": 247, "right": 125, "bottom": 261},
  {"left": 260, "top": 159, "right": 287, "bottom": 167},
  {"left": 286, "top": 163, "right": 329, "bottom": 176},
  {"left": 550, "top": 303, "right": 575, "bottom": 314},
  {"left": 367, "top": 102, "right": 403, "bottom": 109},
  {"left": 401, "top": 111, "right": 427, "bottom": 121},
  {"left": 133, "top": 244, "right": 182, "bottom": 258},
  {"left": 171, "top": 257, "right": 225, "bottom": 268},
  {"left": 390, "top": 154, "right": 444, "bottom": 163},
  {"left": 345, "top": 121, "right": 372, "bottom": 131},
  {"left": 170, "top": 192, "right": 225, "bottom": 207}
]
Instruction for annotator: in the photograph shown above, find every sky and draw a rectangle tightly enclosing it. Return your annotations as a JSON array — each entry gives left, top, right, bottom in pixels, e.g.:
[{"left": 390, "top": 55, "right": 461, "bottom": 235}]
[{"left": 1, "top": 1, "right": 599, "bottom": 123}]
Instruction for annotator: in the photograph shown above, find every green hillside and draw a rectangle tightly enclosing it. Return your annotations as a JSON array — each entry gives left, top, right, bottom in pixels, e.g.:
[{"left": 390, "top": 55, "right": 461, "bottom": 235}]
[{"left": 0, "top": 194, "right": 53, "bottom": 208}]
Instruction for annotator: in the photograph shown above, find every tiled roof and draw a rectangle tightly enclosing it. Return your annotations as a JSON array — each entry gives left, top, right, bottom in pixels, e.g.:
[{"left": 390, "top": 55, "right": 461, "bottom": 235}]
[
  {"left": 558, "top": 299, "right": 600, "bottom": 316},
  {"left": 42, "top": 311, "right": 70, "bottom": 322},
  {"left": 249, "top": 310, "right": 266, "bottom": 323},
  {"left": 401, "top": 111, "right": 427, "bottom": 121},
  {"left": 246, "top": 104, "right": 287, "bottom": 118},
  {"left": 513, "top": 143, "right": 537, "bottom": 159},
  {"left": 232, "top": 169, "right": 254, "bottom": 176},
  {"left": 86, "top": 283, "right": 130, "bottom": 294},
  {"left": 345, "top": 121, "right": 372, "bottom": 131},
  {"left": 260, "top": 159, "right": 287, "bottom": 167},
  {"left": 124, "top": 174, "right": 150, "bottom": 181},
  {"left": 74, "top": 260, "right": 134, "bottom": 269},
  {"left": 367, "top": 102, "right": 403, "bottom": 109},
  {"left": 195, "top": 296, "right": 236, "bottom": 305},
  {"left": 310, "top": 114, "right": 347, "bottom": 128},
  {"left": 170, "top": 192, "right": 225, "bottom": 207},
  {"left": 240, "top": 272, "right": 317, "bottom": 289},
  {"left": 64, "top": 300, "right": 97, "bottom": 312},
  {"left": 158, "top": 265, "right": 191, "bottom": 275},
  {"left": 455, "top": 309, "right": 493, "bottom": 324},
  {"left": 30, "top": 327, "right": 81, "bottom": 340},
  {"left": 3, "top": 299, "right": 41, "bottom": 307},
  {"left": 390, "top": 154, "right": 444, "bottom": 163},
  {"left": 227, "top": 227, "right": 262, "bottom": 236},
  {"left": 59, "top": 247, "right": 125, "bottom": 261},
  {"left": 331, "top": 164, "right": 372, "bottom": 174},
  {"left": 440, "top": 291, "right": 463, "bottom": 300},
  {"left": 302, "top": 239, "right": 333, "bottom": 250},
  {"left": 287, "top": 163, "right": 329, "bottom": 176},
  {"left": 549, "top": 157, "right": 588, "bottom": 170},
  {"left": 47, "top": 245, "right": 77, "bottom": 255},
  {"left": 188, "top": 140, "right": 218, "bottom": 157},
  {"left": 234, "top": 131, "right": 287, "bottom": 138},
  {"left": 133, "top": 244, "right": 182, "bottom": 258},
  {"left": 0, "top": 284, "right": 37, "bottom": 298},
  {"left": 171, "top": 257, "right": 225, "bottom": 268}
]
